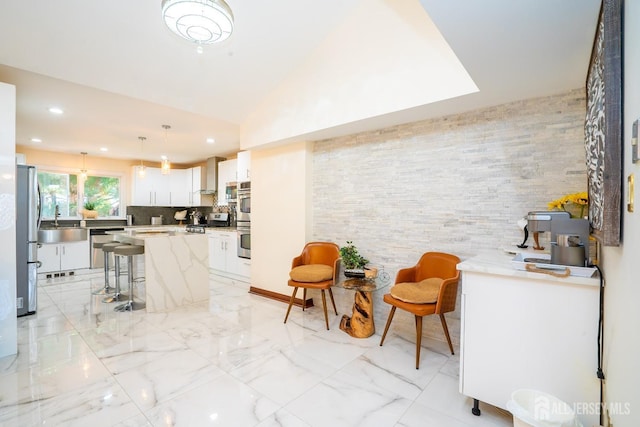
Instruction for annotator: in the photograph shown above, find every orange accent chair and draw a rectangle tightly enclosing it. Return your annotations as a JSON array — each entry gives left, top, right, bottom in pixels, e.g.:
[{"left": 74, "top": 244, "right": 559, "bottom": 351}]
[
  {"left": 283, "top": 242, "right": 341, "bottom": 330},
  {"left": 379, "top": 252, "right": 461, "bottom": 369}
]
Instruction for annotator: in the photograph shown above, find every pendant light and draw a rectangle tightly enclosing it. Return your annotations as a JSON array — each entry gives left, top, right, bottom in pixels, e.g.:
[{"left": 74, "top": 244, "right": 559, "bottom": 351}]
[
  {"left": 80, "top": 152, "right": 88, "bottom": 179},
  {"left": 161, "top": 0, "right": 234, "bottom": 46},
  {"left": 161, "top": 124, "right": 171, "bottom": 175},
  {"left": 138, "top": 136, "right": 147, "bottom": 178}
]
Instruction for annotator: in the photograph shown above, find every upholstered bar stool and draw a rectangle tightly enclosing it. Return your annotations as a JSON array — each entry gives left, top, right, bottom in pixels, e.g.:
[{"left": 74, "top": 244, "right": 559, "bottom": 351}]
[
  {"left": 102, "top": 242, "right": 129, "bottom": 303},
  {"left": 113, "top": 244, "right": 146, "bottom": 312},
  {"left": 92, "top": 240, "right": 120, "bottom": 296}
]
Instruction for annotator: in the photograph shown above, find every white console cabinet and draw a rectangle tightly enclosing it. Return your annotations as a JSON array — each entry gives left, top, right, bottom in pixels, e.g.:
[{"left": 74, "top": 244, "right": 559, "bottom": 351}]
[
  {"left": 457, "top": 252, "right": 600, "bottom": 427},
  {"left": 39, "top": 240, "right": 90, "bottom": 273}
]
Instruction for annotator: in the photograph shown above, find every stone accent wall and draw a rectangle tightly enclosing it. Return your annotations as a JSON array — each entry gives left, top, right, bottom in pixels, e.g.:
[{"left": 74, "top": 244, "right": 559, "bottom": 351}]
[{"left": 312, "top": 88, "right": 587, "bottom": 346}]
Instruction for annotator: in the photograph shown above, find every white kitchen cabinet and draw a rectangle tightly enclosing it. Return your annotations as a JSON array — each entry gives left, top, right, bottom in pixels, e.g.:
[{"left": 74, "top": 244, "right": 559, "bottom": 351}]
[
  {"left": 457, "top": 252, "right": 600, "bottom": 427},
  {"left": 169, "top": 168, "right": 189, "bottom": 206},
  {"left": 38, "top": 240, "right": 90, "bottom": 274},
  {"left": 189, "top": 166, "right": 205, "bottom": 206},
  {"left": 217, "top": 159, "right": 237, "bottom": 206},
  {"left": 132, "top": 166, "right": 203, "bottom": 206},
  {"left": 207, "top": 230, "right": 250, "bottom": 280},
  {"left": 237, "top": 151, "right": 251, "bottom": 182},
  {"left": 208, "top": 231, "right": 237, "bottom": 272},
  {"left": 131, "top": 166, "right": 169, "bottom": 206}
]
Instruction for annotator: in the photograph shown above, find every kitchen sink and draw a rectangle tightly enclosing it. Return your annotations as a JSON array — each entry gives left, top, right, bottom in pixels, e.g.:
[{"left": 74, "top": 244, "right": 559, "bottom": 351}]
[{"left": 38, "top": 227, "right": 88, "bottom": 243}]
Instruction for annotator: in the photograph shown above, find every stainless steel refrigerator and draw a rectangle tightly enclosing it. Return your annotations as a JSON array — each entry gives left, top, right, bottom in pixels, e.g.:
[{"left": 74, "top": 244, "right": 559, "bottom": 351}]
[{"left": 16, "top": 164, "right": 41, "bottom": 316}]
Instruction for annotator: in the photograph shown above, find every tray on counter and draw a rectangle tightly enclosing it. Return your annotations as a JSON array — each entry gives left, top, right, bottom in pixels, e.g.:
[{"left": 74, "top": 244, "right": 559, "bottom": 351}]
[{"left": 511, "top": 253, "right": 597, "bottom": 278}]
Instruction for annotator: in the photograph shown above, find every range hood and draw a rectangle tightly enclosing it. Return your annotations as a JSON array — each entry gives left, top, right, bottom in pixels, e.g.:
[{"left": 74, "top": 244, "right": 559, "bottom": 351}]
[{"left": 199, "top": 157, "right": 225, "bottom": 194}]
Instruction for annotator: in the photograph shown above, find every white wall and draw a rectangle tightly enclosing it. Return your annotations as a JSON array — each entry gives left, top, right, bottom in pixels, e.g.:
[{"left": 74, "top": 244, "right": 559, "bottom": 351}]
[
  {"left": 240, "top": 0, "right": 476, "bottom": 149},
  {"left": 0, "top": 82, "right": 17, "bottom": 357},
  {"left": 251, "top": 142, "right": 313, "bottom": 296},
  {"left": 601, "top": 1, "right": 640, "bottom": 426}
]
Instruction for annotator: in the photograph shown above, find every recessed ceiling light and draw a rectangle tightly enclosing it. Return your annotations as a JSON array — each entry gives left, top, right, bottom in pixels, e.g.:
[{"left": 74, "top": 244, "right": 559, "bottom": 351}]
[
  {"left": 31, "top": 137, "right": 42, "bottom": 143},
  {"left": 161, "top": 155, "right": 168, "bottom": 160},
  {"left": 100, "top": 147, "right": 108, "bottom": 152},
  {"left": 48, "top": 107, "right": 64, "bottom": 115},
  {"left": 206, "top": 138, "right": 215, "bottom": 144}
]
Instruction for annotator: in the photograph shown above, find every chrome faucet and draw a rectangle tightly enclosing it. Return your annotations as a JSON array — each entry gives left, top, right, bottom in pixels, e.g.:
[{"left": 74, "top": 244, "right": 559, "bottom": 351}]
[{"left": 54, "top": 204, "right": 60, "bottom": 227}]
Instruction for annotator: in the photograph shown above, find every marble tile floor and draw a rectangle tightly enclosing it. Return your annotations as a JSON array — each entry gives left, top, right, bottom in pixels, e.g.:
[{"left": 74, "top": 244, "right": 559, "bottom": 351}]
[{"left": 0, "top": 271, "right": 513, "bottom": 427}]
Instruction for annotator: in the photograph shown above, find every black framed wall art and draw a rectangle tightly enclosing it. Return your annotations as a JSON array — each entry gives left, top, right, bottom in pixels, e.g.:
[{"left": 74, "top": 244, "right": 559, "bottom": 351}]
[{"left": 584, "top": 0, "right": 623, "bottom": 246}]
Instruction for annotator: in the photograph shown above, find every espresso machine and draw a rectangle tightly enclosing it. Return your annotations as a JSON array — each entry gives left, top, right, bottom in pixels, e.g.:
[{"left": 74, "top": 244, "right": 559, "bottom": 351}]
[{"left": 523, "top": 211, "right": 590, "bottom": 267}]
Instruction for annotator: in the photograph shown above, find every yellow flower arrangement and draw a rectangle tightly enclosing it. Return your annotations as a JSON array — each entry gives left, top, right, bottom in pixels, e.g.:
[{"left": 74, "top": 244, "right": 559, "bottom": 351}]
[{"left": 547, "top": 191, "right": 588, "bottom": 218}]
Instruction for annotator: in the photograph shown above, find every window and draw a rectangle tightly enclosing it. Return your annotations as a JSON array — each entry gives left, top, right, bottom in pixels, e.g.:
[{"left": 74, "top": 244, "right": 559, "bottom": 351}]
[{"left": 38, "top": 170, "right": 121, "bottom": 218}]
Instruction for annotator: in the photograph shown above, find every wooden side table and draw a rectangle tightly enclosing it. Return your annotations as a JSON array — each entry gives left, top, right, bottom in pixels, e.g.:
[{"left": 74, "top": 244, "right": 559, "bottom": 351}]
[{"left": 335, "top": 273, "right": 388, "bottom": 338}]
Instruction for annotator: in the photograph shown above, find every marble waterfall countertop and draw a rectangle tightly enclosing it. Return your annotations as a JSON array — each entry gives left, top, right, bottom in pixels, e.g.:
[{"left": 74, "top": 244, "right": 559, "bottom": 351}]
[
  {"left": 457, "top": 249, "right": 600, "bottom": 287},
  {"left": 106, "top": 228, "right": 209, "bottom": 312}
]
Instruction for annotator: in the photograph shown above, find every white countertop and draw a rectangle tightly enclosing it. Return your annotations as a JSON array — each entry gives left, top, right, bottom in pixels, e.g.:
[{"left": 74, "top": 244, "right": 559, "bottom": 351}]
[{"left": 457, "top": 249, "right": 601, "bottom": 287}]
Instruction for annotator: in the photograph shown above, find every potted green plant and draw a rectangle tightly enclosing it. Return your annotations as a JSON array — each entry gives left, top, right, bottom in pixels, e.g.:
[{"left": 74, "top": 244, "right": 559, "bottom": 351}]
[
  {"left": 82, "top": 201, "right": 98, "bottom": 219},
  {"left": 340, "top": 241, "right": 369, "bottom": 277}
]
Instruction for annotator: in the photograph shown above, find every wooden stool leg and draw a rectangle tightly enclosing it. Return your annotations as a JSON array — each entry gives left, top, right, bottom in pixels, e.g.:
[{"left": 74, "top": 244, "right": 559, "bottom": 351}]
[
  {"left": 320, "top": 290, "right": 329, "bottom": 330},
  {"left": 302, "top": 288, "right": 307, "bottom": 311},
  {"left": 440, "top": 313, "right": 454, "bottom": 355},
  {"left": 415, "top": 315, "right": 423, "bottom": 369},
  {"left": 379, "top": 306, "right": 396, "bottom": 346},
  {"left": 284, "top": 287, "right": 298, "bottom": 324}
]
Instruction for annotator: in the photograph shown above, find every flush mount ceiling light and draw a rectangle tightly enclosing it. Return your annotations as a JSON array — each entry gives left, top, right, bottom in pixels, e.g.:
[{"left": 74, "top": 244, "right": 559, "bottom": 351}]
[{"left": 161, "top": 0, "right": 234, "bottom": 45}]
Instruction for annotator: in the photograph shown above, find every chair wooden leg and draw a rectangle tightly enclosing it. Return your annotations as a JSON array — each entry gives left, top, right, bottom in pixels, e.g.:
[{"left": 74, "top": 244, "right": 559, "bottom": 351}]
[
  {"left": 415, "top": 315, "right": 423, "bottom": 369},
  {"left": 379, "top": 306, "right": 396, "bottom": 346},
  {"left": 440, "top": 313, "right": 454, "bottom": 355},
  {"left": 284, "top": 287, "right": 298, "bottom": 324},
  {"left": 328, "top": 288, "right": 338, "bottom": 315},
  {"left": 320, "top": 290, "right": 329, "bottom": 330},
  {"left": 302, "top": 288, "right": 307, "bottom": 311}
]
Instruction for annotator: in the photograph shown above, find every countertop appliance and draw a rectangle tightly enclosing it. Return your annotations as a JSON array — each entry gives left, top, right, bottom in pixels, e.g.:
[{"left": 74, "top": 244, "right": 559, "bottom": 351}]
[
  {"left": 16, "top": 164, "right": 41, "bottom": 316},
  {"left": 526, "top": 211, "right": 590, "bottom": 266},
  {"left": 207, "top": 212, "right": 230, "bottom": 227}
]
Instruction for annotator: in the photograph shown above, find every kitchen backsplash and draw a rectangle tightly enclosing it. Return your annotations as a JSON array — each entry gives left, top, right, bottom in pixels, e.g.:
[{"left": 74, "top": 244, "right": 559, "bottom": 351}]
[{"left": 126, "top": 206, "right": 214, "bottom": 226}]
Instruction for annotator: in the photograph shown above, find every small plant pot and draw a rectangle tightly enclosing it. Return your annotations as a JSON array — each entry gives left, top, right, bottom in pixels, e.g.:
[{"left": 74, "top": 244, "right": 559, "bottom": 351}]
[{"left": 83, "top": 209, "right": 98, "bottom": 219}]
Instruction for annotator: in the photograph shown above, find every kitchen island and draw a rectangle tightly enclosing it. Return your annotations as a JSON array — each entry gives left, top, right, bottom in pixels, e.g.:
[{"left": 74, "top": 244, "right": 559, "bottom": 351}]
[
  {"left": 457, "top": 250, "right": 600, "bottom": 427},
  {"left": 107, "top": 228, "right": 209, "bottom": 312}
]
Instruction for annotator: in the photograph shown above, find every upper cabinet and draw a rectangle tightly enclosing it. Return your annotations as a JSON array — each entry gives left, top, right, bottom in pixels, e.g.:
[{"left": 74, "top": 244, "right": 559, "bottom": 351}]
[
  {"left": 237, "top": 151, "right": 251, "bottom": 182},
  {"left": 168, "top": 168, "right": 189, "bottom": 206},
  {"left": 189, "top": 166, "right": 205, "bottom": 206},
  {"left": 217, "top": 159, "right": 237, "bottom": 206},
  {"left": 131, "top": 166, "right": 206, "bottom": 207}
]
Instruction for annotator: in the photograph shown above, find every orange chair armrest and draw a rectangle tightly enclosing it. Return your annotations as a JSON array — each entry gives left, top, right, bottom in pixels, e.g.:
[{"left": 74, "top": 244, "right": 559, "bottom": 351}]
[
  {"left": 435, "top": 273, "right": 460, "bottom": 313},
  {"left": 291, "top": 254, "right": 304, "bottom": 269}
]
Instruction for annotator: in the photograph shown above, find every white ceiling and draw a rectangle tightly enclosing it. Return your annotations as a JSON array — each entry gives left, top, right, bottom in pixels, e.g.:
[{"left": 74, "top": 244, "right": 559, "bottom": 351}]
[{"left": 0, "top": 0, "right": 600, "bottom": 164}]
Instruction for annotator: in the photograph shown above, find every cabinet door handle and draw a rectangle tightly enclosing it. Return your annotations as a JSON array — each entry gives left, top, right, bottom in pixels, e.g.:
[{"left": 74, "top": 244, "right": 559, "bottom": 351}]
[
  {"left": 149, "top": 192, "right": 153, "bottom": 205},
  {"left": 62, "top": 246, "right": 66, "bottom": 256},
  {"left": 56, "top": 247, "right": 59, "bottom": 256}
]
